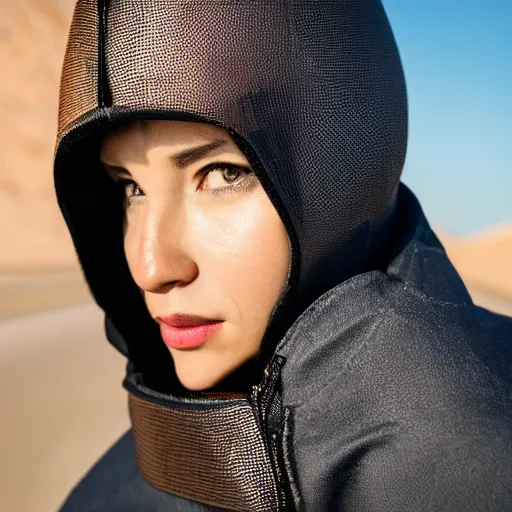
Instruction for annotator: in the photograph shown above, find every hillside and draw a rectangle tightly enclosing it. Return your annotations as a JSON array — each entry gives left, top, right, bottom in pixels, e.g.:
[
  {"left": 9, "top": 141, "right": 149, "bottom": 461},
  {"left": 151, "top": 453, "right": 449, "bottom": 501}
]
[
  {"left": 438, "top": 223, "right": 512, "bottom": 302},
  {"left": 0, "top": 0, "right": 77, "bottom": 269}
]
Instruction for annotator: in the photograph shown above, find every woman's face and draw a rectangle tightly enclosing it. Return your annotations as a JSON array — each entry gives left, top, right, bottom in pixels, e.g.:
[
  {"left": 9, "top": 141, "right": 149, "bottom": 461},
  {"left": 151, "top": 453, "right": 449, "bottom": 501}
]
[{"left": 100, "top": 120, "right": 291, "bottom": 391}]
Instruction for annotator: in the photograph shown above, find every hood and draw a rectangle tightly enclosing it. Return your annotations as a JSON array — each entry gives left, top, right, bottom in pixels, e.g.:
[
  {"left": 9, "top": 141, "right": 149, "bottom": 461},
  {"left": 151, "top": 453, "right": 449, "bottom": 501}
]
[{"left": 54, "top": 0, "right": 407, "bottom": 393}]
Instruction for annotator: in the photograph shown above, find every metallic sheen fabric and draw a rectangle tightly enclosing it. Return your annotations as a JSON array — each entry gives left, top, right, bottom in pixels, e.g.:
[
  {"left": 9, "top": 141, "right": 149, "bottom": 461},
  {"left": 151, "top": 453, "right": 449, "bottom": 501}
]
[
  {"left": 128, "top": 392, "right": 280, "bottom": 511},
  {"left": 55, "top": 0, "right": 407, "bottom": 348},
  {"left": 57, "top": 0, "right": 98, "bottom": 140}
]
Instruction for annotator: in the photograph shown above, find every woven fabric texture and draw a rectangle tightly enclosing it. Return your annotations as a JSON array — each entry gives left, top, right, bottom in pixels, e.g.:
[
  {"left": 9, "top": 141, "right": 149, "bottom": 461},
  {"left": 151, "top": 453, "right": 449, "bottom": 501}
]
[
  {"left": 57, "top": 0, "right": 98, "bottom": 141},
  {"left": 128, "top": 393, "right": 280, "bottom": 511}
]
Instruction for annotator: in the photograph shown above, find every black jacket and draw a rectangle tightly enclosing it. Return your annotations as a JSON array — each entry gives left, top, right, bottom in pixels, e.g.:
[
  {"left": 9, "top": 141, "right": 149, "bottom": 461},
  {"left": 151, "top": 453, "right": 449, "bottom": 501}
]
[{"left": 55, "top": 1, "right": 512, "bottom": 510}]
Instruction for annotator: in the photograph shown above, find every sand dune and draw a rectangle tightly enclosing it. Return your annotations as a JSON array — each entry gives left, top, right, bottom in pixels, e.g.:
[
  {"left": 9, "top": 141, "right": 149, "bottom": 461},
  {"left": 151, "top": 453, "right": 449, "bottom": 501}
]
[
  {"left": 437, "top": 223, "right": 512, "bottom": 303},
  {"left": 0, "top": 0, "right": 77, "bottom": 270}
]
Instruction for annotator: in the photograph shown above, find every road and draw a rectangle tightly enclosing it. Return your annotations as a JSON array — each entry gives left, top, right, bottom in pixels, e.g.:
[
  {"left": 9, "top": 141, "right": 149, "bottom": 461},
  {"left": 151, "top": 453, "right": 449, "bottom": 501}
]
[
  {"left": 0, "top": 270, "right": 91, "bottom": 320},
  {"left": 0, "top": 301, "right": 129, "bottom": 512}
]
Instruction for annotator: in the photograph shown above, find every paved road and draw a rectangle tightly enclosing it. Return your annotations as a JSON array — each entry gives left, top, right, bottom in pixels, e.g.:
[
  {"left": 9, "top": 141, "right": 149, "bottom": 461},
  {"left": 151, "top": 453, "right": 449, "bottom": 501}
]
[
  {"left": 0, "top": 301, "right": 130, "bottom": 512},
  {"left": 0, "top": 269, "right": 91, "bottom": 320}
]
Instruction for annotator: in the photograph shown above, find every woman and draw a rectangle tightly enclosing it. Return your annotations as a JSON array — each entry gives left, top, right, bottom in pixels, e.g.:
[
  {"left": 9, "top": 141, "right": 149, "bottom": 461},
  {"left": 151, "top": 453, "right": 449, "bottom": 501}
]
[{"left": 55, "top": 1, "right": 512, "bottom": 511}]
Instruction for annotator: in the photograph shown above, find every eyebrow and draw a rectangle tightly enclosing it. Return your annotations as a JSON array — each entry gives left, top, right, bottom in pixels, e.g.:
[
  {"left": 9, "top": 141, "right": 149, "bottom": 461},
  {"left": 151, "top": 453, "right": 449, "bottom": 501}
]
[
  {"left": 173, "top": 139, "right": 229, "bottom": 168},
  {"left": 103, "top": 139, "right": 230, "bottom": 178}
]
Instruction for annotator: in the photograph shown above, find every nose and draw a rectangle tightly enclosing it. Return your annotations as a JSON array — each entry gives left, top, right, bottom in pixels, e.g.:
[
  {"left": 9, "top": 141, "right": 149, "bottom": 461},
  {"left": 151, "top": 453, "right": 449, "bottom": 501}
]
[{"left": 126, "top": 207, "right": 199, "bottom": 294}]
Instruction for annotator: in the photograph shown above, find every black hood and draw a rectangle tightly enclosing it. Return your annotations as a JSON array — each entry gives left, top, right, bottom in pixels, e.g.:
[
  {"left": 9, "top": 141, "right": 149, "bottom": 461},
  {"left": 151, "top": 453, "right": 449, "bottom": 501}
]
[{"left": 54, "top": 0, "right": 407, "bottom": 393}]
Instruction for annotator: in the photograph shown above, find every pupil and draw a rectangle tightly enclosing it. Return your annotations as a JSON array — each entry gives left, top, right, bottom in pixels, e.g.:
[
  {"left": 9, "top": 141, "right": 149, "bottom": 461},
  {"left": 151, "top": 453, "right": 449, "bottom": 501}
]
[{"left": 224, "top": 167, "right": 239, "bottom": 182}]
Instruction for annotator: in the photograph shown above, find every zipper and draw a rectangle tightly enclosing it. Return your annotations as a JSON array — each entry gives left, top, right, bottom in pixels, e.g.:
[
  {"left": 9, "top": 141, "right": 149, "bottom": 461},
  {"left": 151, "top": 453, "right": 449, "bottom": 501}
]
[{"left": 249, "top": 361, "right": 293, "bottom": 511}]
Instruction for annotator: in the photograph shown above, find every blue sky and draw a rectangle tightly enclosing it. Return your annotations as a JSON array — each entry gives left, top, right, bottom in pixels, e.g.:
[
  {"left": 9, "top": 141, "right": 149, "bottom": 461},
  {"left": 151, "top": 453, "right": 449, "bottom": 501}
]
[{"left": 382, "top": 0, "right": 511, "bottom": 235}]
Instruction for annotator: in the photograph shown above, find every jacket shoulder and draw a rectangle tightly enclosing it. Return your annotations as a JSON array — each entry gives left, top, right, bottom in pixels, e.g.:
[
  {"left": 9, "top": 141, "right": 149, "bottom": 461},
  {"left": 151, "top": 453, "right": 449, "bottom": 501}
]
[
  {"left": 279, "top": 277, "right": 512, "bottom": 511},
  {"left": 281, "top": 272, "right": 512, "bottom": 406}
]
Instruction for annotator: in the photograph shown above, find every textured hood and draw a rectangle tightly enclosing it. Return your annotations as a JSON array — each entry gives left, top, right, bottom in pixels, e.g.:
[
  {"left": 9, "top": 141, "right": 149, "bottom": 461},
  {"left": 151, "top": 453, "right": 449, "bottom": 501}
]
[{"left": 54, "top": 0, "right": 407, "bottom": 392}]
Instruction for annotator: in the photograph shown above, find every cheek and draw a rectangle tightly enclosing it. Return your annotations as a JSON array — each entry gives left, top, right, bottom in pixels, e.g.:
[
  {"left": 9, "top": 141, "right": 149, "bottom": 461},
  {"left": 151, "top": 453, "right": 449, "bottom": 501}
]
[
  {"left": 196, "top": 193, "right": 290, "bottom": 316},
  {"left": 122, "top": 190, "right": 290, "bottom": 323},
  {"left": 122, "top": 214, "right": 141, "bottom": 276}
]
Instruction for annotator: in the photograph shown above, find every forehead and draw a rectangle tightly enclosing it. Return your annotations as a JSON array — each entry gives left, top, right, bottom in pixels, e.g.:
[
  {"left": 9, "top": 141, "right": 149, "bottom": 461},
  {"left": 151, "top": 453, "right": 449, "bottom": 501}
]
[{"left": 99, "top": 120, "right": 237, "bottom": 163}]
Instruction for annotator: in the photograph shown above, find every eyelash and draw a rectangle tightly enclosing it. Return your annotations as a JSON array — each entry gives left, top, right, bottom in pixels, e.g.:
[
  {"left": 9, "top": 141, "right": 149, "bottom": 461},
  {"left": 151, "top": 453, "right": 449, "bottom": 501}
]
[
  {"left": 198, "top": 163, "right": 255, "bottom": 195},
  {"left": 115, "top": 163, "right": 256, "bottom": 206}
]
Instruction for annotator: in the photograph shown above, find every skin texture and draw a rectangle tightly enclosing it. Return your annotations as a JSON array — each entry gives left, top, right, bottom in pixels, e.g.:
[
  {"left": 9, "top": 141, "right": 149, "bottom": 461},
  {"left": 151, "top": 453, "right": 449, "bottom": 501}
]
[{"left": 100, "top": 120, "right": 291, "bottom": 391}]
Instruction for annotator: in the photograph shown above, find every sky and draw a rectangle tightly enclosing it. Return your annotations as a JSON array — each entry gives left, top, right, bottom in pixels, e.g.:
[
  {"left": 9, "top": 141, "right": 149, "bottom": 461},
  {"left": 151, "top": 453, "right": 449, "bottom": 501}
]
[{"left": 382, "top": 0, "right": 511, "bottom": 235}]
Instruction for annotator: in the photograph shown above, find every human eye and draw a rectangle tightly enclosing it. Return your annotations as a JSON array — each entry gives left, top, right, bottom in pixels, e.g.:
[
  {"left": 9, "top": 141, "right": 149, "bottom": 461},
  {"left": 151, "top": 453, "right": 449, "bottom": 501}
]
[
  {"left": 198, "top": 163, "right": 257, "bottom": 195},
  {"left": 116, "top": 178, "right": 144, "bottom": 206}
]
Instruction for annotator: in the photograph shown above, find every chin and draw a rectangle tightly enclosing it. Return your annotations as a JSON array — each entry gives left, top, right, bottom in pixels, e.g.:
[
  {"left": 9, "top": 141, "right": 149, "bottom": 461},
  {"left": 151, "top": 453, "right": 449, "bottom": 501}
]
[
  {"left": 170, "top": 345, "right": 261, "bottom": 392},
  {"left": 174, "top": 361, "right": 234, "bottom": 391}
]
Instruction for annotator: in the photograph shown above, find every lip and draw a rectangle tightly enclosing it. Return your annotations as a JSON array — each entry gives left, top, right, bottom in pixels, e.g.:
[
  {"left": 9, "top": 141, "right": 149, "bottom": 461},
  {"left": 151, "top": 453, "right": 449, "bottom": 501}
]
[
  {"left": 156, "top": 314, "right": 224, "bottom": 349},
  {"left": 158, "top": 314, "right": 223, "bottom": 328}
]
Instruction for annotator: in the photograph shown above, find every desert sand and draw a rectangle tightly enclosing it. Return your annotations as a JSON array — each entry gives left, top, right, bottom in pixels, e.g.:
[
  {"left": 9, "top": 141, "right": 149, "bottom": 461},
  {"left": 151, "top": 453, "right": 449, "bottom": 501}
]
[
  {"left": 0, "top": 0, "right": 78, "bottom": 271},
  {"left": 438, "top": 224, "right": 512, "bottom": 304}
]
